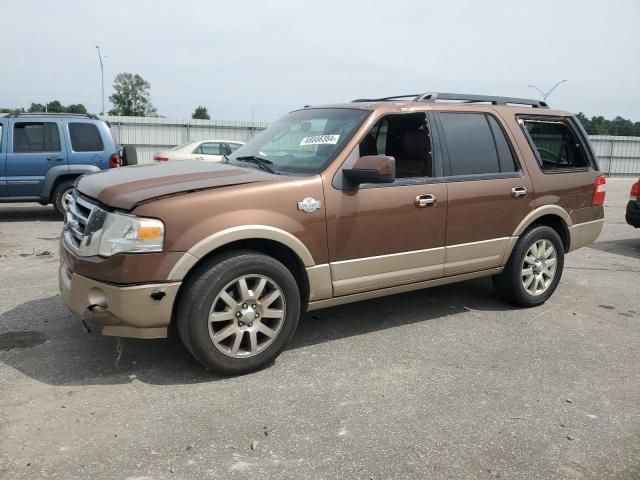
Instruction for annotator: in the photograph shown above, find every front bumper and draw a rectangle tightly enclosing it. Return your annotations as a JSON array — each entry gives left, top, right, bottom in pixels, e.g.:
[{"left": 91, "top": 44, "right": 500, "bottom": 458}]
[
  {"left": 59, "top": 264, "right": 180, "bottom": 339},
  {"left": 626, "top": 200, "right": 640, "bottom": 228}
]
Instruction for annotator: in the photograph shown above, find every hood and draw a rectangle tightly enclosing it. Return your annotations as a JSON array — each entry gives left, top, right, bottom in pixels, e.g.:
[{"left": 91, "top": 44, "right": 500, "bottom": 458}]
[{"left": 76, "top": 161, "right": 276, "bottom": 210}]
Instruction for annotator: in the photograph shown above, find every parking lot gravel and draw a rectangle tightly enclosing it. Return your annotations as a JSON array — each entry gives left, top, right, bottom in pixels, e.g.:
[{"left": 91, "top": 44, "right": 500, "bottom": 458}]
[{"left": 0, "top": 178, "right": 639, "bottom": 480}]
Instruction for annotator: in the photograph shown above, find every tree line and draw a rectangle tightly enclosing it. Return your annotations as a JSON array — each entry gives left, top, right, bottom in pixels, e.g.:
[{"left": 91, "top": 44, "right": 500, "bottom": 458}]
[
  {"left": 2, "top": 72, "right": 637, "bottom": 134},
  {"left": 575, "top": 113, "right": 640, "bottom": 136}
]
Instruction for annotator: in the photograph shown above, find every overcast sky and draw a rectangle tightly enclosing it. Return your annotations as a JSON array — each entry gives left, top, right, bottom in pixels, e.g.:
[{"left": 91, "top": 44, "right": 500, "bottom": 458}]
[{"left": 3, "top": 0, "right": 639, "bottom": 121}]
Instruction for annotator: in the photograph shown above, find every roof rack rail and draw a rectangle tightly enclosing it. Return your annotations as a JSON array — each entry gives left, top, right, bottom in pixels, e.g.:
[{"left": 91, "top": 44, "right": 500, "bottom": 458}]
[
  {"left": 352, "top": 92, "right": 548, "bottom": 108},
  {"left": 5, "top": 112, "right": 101, "bottom": 119}
]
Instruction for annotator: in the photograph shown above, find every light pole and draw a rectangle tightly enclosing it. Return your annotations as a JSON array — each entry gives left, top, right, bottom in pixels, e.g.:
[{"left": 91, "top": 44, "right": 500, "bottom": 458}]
[
  {"left": 95, "top": 45, "right": 105, "bottom": 116},
  {"left": 528, "top": 80, "right": 567, "bottom": 102}
]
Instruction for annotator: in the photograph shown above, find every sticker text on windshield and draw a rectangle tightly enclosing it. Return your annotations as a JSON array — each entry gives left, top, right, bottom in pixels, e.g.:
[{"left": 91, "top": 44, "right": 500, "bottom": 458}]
[{"left": 299, "top": 135, "right": 340, "bottom": 146}]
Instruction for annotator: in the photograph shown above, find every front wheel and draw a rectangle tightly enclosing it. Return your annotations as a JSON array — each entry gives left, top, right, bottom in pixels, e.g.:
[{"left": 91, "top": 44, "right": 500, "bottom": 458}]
[
  {"left": 492, "top": 225, "right": 564, "bottom": 307},
  {"left": 52, "top": 180, "right": 75, "bottom": 217},
  {"left": 176, "top": 251, "right": 301, "bottom": 375}
]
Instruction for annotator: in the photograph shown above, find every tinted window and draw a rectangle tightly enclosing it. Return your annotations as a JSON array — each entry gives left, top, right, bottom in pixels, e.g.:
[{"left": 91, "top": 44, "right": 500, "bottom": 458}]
[
  {"left": 440, "top": 113, "right": 499, "bottom": 176},
  {"left": 69, "top": 123, "right": 104, "bottom": 152},
  {"left": 487, "top": 115, "right": 517, "bottom": 173},
  {"left": 13, "top": 122, "right": 61, "bottom": 153},
  {"left": 200, "top": 142, "right": 223, "bottom": 155},
  {"left": 0, "top": 124, "right": 3, "bottom": 153},
  {"left": 523, "top": 120, "right": 590, "bottom": 170}
]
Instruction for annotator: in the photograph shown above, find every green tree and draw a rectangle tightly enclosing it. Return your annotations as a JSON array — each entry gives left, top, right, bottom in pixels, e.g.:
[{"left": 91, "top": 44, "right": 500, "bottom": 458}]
[
  {"left": 66, "top": 104, "right": 87, "bottom": 114},
  {"left": 108, "top": 72, "right": 157, "bottom": 116},
  {"left": 46, "top": 100, "right": 65, "bottom": 113},
  {"left": 28, "top": 103, "right": 46, "bottom": 113},
  {"left": 192, "top": 106, "right": 210, "bottom": 120}
]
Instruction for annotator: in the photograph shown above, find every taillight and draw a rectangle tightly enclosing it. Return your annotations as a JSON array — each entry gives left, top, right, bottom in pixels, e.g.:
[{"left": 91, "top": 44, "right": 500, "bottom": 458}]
[
  {"left": 153, "top": 155, "right": 169, "bottom": 161},
  {"left": 109, "top": 153, "right": 121, "bottom": 168},
  {"left": 631, "top": 180, "right": 640, "bottom": 200},
  {"left": 592, "top": 175, "right": 606, "bottom": 206}
]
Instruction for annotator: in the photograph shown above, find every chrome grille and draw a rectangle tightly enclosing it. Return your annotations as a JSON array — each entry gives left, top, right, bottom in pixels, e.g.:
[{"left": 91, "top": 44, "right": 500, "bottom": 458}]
[{"left": 63, "top": 192, "right": 102, "bottom": 254}]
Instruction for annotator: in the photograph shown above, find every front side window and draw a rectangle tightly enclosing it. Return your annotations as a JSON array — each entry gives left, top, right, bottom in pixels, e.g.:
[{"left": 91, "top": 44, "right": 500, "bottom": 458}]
[
  {"left": 199, "top": 142, "right": 223, "bottom": 155},
  {"left": 522, "top": 119, "right": 590, "bottom": 170},
  {"left": 13, "top": 122, "right": 61, "bottom": 153},
  {"left": 358, "top": 112, "right": 432, "bottom": 178},
  {"left": 69, "top": 123, "right": 104, "bottom": 152},
  {"left": 440, "top": 112, "right": 517, "bottom": 176},
  {"left": 227, "top": 108, "right": 369, "bottom": 175}
]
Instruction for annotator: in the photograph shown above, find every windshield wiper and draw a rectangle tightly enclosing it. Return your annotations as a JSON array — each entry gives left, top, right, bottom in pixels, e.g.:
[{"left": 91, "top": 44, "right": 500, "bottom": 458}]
[{"left": 235, "top": 155, "right": 278, "bottom": 174}]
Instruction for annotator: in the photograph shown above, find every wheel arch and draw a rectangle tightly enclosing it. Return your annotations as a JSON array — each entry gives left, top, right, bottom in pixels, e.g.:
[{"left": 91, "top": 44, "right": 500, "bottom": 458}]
[
  {"left": 168, "top": 227, "right": 317, "bottom": 320},
  {"left": 512, "top": 205, "right": 572, "bottom": 252}
]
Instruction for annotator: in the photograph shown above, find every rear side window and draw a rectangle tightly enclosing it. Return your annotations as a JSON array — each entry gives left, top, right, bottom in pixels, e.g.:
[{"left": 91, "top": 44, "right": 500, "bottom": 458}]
[
  {"left": 228, "top": 143, "right": 242, "bottom": 152},
  {"left": 13, "top": 122, "right": 61, "bottom": 153},
  {"left": 199, "top": 142, "right": 223, "bottom": 155},
  {"left": 522, "top": 119, "right": 590, "bottom": 171},
  {"left": 69, "top": 123, "right": 104, "bottom": 152},
  {"left": 440, "top": 112, "right": 517, "bottom": 176}
]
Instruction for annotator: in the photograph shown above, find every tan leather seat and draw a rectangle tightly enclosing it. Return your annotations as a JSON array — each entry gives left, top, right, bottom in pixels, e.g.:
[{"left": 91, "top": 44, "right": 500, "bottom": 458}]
[{"left": 397, "top": 130, "right": 430, "bottom": 177}]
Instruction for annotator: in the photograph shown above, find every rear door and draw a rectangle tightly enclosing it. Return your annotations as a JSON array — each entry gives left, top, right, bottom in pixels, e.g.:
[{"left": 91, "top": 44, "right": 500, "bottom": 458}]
[
  {"left": 433, "top": 110, "right": 534, "bottom": 275},
  {"left": 6, "top": 119, "right": 67, "bottom": 198},
  {"left": 196, "top": 141, "right": 225, "bottom": 161},
  {"left": 66, "top": 120, "right": 108, "bottom": 170},
  {"left": 0, "top": 118, "right": 7, "bottom": 197}
]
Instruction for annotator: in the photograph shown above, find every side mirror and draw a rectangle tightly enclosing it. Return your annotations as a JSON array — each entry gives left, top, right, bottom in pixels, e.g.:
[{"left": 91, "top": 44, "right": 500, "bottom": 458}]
[{"left": 343, "top": 155, "right": 396, "bottom": 185}]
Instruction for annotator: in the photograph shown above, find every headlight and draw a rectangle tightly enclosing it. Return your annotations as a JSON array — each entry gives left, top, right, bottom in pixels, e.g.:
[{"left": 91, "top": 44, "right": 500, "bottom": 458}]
[{"left": 98, "top": 212, "right": 164, "bottom": 257}]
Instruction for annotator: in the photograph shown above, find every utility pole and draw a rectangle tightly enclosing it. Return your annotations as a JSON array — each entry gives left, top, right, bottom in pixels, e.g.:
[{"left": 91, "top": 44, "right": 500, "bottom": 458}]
[
  {"left": 95, "top": 45, "right": 105, "bottom": 116},
  {"left": 528, "top": 80, "right": 567, "bottom": 102}
]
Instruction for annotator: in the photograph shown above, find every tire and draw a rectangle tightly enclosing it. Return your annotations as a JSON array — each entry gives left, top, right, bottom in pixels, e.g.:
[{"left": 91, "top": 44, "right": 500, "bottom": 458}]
[
  {"left": 52, "top": 180, "right": 75, "bottom": 218},
  {"left": 176, "top": 250, "right": 301, "bottom": 375},
  {"left": 492, "top": 225, "right": 564, "bottom": 308}
]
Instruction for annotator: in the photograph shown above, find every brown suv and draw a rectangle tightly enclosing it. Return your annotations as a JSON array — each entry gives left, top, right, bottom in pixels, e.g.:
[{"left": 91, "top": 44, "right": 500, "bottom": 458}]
[{"left": 59, "top": 92, "right": 605, "bottom": 374}]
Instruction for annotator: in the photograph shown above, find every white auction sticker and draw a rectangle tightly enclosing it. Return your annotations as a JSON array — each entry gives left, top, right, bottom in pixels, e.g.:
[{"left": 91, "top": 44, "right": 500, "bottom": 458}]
[{"left": 299, "top": 135, "right": 340, "bottom": 146}]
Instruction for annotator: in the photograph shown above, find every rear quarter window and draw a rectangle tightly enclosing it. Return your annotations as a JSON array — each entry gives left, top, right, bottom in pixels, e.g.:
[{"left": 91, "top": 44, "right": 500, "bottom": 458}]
[
  {"left": 69, "top": 122, "right": 104, "bottom": 152},
  {"left": 520, "top": 118, "right": 591, "bottom": 171}
]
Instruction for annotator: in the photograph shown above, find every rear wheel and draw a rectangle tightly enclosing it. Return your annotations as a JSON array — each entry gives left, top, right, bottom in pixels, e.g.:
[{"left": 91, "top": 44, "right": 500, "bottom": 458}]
[
  {"left": 176, "top": 251, "right": 301, "bottom": 374},
  {"left": 52, "top": 180, "right": 75, "bottom": 217},
  {"left": 492, "top": 225, "right": 564, "bottom": 307}
]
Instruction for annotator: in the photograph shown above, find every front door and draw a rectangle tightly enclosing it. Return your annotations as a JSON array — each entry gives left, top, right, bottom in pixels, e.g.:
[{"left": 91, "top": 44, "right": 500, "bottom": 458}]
[
  {"left": 6, "top": 119, "right": 66, "bottom": 198},
  {"left": 433, "top": 110, "right": 534, "bottom": 275},
  {"left": 0, "top": 119, "right": 7, "bottom": 197},
  {"left": 324, "top": 111, "right": 448, "bottom": 296}
]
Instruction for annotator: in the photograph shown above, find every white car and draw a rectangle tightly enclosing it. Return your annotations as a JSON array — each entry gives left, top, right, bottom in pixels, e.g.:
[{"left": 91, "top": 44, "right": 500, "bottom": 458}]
[{"left": 153, "top": 140, "right": 244, "bottom": 162}]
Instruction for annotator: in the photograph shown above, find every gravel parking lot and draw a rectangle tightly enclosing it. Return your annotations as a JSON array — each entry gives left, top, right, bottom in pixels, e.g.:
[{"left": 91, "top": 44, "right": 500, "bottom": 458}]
[{"left": 0, "top": 178, "right": 638, "bottom": 480}]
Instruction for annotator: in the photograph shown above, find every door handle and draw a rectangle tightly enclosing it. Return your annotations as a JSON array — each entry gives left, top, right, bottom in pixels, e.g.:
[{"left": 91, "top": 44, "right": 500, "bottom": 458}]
[
  {"left": 47, "top": 155, "right": 64, "bottom": 161},
  {"left": 512, "top": 186, "right": 528, "bottom": 198},
  {"left": 415, "top": 194, "right": 436, "bottom": 208}
]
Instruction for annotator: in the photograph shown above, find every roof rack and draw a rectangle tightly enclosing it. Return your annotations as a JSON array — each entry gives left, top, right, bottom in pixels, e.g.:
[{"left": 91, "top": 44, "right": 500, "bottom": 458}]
[
  {"left": 352, "top": 92, "right": 548, "bottom": 108},
  {"left": 5, "top": 112, "right": 101, "bottom": 119}
]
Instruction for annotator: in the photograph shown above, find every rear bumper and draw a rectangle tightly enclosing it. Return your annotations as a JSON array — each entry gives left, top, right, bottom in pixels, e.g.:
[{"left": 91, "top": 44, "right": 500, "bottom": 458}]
[
  {"left": 626, "top": 200, "right": 640, "bottom": 228},
  {"left": 567, "top": 219, "right": 604, "bottom": 252},
  {"left": 59, "top": 264, "right": 180, "bottom": 339}
]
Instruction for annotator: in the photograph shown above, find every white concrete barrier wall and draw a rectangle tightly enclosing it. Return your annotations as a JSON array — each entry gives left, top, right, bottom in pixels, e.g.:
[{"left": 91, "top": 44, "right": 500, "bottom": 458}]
[{"left": 107, "top": 116, "right": 640, "bottom": 176}]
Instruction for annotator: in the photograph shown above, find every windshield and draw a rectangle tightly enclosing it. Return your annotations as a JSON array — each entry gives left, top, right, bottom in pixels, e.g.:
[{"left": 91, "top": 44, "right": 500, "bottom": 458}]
[{"left": 227, "top": 108, "right": 369, "bottom": 175}]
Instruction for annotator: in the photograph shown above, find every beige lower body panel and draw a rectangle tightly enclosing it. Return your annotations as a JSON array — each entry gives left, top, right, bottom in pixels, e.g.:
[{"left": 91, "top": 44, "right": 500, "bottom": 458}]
[
  {"left": 307, "top": 267, "right": 503, "bottom": 311},
  {"left": 330, "top": 247, "right": 445, "bottom": 296},
  {"left": 568, "top": 219, "right": 604, "bottom": 252},
  {"left": 59, "top": 266, "right": 180, "bottom": 339},
  {"left": 444, "top": 237, "right": 510, "bottom": 275}
]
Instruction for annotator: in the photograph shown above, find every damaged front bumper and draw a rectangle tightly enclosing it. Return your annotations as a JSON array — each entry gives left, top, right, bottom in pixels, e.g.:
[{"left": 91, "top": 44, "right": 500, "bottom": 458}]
[{"left": 58, "top": 264, "right": 180, "bottom": 339}]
